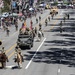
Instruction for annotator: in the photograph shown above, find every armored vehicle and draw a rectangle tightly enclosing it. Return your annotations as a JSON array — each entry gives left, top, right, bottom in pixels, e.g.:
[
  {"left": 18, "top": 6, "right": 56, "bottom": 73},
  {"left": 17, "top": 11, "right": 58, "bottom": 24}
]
[{"left": 17, "top": 33, "right": 34, "bottom": 49}]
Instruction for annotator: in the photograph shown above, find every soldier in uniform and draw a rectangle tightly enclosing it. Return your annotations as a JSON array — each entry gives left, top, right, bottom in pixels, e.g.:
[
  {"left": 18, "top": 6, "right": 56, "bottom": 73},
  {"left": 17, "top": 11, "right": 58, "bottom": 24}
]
[
  {"left": 39, "top": 23, "right": 42, "bottom": 30},
  {"left": 1, "top": 47, "right": 9, "bottom": 68},
  {"left": 45, "top": 19, "right": 48, "bottom": 26},
  {"left": 63, "top": 17, "right": 66, "bottom": 23},
  {"left": 60, "top": 21, "right": 62, "bottom": 28},
  {"left": 34, "top": 27, "right": 37, "bottom": 35},
  {"left": 6, "top": 26, "right": 10, "bottom": 36},
  {"left": 48, "top": 16, "right": 50, "bottom": 21},
  {"left": 51, "top": 13, "right": 54, "bottom": 19},
  {"left": 36, "top": 18, "right": 38, "bottom": 23},
  {"left": 15, "top": 21, "right": 18, "bottom": 31},
  {"left": 14, "top": 46, "right": 23, "bottom": 69},
  {"left": 39, "top": 16, "right": 41, "bottom": 21},
  {"left": 67, "top": 14, "right": 70, "bottom": 20}
]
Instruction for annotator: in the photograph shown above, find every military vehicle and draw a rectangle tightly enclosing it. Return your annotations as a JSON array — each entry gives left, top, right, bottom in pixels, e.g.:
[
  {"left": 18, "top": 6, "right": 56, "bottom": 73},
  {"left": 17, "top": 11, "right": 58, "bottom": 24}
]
[{"left": 17, "top": 33, "right": 34, "bottom": 49}]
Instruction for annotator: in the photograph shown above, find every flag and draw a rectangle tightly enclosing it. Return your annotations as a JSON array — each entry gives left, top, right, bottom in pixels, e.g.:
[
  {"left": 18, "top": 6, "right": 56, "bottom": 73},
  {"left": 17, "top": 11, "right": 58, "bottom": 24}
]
[{"left": 21, "top": 21, "right": 26, "bottom": 31}]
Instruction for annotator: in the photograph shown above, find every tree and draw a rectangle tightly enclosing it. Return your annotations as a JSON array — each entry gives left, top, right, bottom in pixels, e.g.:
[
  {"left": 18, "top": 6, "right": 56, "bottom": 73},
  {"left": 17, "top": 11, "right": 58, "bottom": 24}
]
[{"left": 1, "top": 0, "right": 10, "bottom": 12}]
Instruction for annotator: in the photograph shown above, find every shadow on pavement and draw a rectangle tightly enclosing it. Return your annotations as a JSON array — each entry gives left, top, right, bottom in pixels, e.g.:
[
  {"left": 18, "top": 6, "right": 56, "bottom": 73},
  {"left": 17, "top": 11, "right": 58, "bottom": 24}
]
[
  {"left": 23, "top": 47, "right": 75, "bottom": 67},
  {"left": 45, "top": 39, "right": 75, "bottom": 46},
  {"left": 55, "top": 33, "right": 75, "bottom": 37},
  {"left": 53, "top": 18, "right": 75, "bottom": 21}
]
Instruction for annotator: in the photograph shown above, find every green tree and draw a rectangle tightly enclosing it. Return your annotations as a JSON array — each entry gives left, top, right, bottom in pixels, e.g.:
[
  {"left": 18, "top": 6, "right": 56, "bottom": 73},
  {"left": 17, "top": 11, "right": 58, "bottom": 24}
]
[{"left": 1, "top": 0, "right": 10, "bottom": 12}]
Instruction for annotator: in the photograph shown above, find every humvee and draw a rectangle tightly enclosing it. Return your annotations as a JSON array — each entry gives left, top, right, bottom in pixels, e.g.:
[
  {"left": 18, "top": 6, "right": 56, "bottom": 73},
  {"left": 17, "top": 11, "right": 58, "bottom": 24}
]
[{"left": 17, "top": 33, "right": 34, "bottom": 49}]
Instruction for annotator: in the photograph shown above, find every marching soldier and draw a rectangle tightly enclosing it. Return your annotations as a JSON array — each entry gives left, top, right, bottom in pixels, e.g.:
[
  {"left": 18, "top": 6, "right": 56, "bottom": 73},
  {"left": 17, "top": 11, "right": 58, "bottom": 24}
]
[
  {"left": 6, "top": 26, "right": 10, "bottom": 36},
  {"left": 51, "top": 13, "right": 54, "bottom": 19},
  {"left": 39, "top": 16, "right": 41, "bottom": 21},
  {"left": 67, "top": 14, "right": 70, "bottom": 20},
  {"left": 1, "top": 47, "right": 9, "bottom": 69},
  {"left": 45, "top": 19, "right": 47, "bottom": 26},
  {"left": 34, "top": 27, "right": 37, "bottom": 35},
  {"left": 60, "top": 21, "right": 62, "bottom": 28},
  {"left": 15, "top": 24, "right": 18, "bottom": 31},
  {"left": 48, "top": 16, "right": 50, "bottom": 21},
  {"left": 14, "top": 46, "right": 23, "bottom": 69},
  {"left": 36, "top": 18, "right": 38, "bottom": 23},
  {"left": 63, "top": 17, "right": 66, "bottom": 23},
  {"left": 60, "top": 27, "right": 63, "bottom": 33},
  {"left": 39, "top": 23, "right": 42, "bottom": 30},
  {"left": 15, "top": 21, "right": 18, "bottom": 31}
]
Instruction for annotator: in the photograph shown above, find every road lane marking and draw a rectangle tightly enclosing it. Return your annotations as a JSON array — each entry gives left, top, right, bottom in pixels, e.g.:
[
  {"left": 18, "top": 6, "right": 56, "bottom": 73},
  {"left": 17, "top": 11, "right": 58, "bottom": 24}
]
[
  {"left": 58, "top": 68, "right": 60, "bottom": 73},
  {"left": 8, "top": 51, "right": 15, "bottom": 59},
  {"left": 6, "top": 44, "right": 16, "bottom": 54},
  {"left": 25, "top": 38, "right": 46, "bottom": 69},
  {"left": 6, "top": 65, "right": 16, "bottom": 69}
]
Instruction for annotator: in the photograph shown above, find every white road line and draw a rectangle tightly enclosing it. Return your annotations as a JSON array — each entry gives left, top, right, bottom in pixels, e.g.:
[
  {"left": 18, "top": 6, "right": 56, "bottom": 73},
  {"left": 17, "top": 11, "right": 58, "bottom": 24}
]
[
  {"left": 6, "top": 65, "right": 16, "bottom": 69},
  {"left": 25, "top": 38, "right": 46, "bottom": 69},
  {"left": 58, "top": 68, "right": 61, "bottom": 73},
  {"left": 11, "top": 31, "right": 18, "bottom": 36}
]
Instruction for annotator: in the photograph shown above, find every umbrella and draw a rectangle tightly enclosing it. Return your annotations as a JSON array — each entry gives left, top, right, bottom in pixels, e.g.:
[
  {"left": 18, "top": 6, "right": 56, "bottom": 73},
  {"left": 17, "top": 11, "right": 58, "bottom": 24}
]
[
  {"left": 29, "top": 8, "right": 34, "bottom": 11},
  {"left": 39, "top": 4, "right": 44, "bottom": 6}
]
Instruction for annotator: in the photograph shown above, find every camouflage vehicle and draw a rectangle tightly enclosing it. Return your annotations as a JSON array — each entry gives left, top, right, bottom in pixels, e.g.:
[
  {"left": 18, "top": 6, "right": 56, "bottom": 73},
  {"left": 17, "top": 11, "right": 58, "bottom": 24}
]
[
  {"left": 17, "top": 32, "right": 34, "bottom": 49},
  {"left": 17, "top": 27, "right": 35, "bottom": 49}
]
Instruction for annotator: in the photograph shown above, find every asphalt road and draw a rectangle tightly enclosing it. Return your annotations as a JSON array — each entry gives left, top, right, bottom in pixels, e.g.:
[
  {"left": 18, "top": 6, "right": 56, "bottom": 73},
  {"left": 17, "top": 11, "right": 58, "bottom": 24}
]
[{"left": 0, "top": 9, "right": 75, "bottom": 75}]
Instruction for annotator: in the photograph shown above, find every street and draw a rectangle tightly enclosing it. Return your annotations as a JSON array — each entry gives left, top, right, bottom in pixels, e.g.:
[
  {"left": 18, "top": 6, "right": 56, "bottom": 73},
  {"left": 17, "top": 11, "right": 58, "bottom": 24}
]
[{"left": 0, "top": 9, "right": 75, "bottom": 75}]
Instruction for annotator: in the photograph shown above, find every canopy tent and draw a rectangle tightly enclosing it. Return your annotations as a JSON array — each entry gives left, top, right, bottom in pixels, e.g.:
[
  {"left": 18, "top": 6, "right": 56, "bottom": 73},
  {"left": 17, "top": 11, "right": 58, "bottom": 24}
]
[
  {"left": 2, "top": 12, "right": 9, "bottom": 17},
  {"left": 29, "top": 7, "right": 34, "bottom": 11},
  {"left": 9, "top": 13, "right": 18, "bottom": 16}
]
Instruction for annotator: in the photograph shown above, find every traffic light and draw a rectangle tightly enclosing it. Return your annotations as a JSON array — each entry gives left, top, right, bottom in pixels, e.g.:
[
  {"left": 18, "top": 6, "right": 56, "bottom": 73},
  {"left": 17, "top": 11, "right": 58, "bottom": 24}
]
[{"left": 0, "top": 41, "right": 2, "bottom": 45}]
